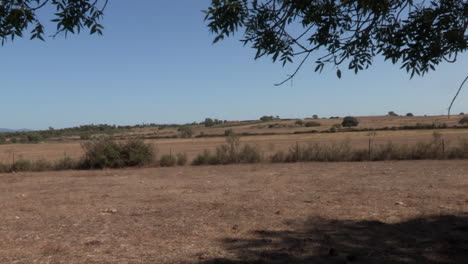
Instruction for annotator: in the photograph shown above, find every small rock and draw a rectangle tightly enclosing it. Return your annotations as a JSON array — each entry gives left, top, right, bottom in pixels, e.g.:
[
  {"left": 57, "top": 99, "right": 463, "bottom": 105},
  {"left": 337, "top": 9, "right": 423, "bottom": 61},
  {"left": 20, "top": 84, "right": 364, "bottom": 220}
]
[
  {"left": 102, "top": 208, "right": 118, "bottom": 214},
  {"left": 395, "top": 201, "right": 406, "bottom": 206},
  {"left": 275, "top": 210, "right": 281, "bottom": 215}
]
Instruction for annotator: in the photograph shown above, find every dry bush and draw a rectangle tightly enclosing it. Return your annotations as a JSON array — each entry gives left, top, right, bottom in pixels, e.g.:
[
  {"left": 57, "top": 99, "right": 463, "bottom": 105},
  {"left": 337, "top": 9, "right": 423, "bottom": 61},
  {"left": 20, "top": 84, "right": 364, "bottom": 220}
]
[
  {"left": 176, "top": 153, "right": 188, "bottom": 166},
  {"left": 160, "top": 154, "right": 177, "bottom": 167}
]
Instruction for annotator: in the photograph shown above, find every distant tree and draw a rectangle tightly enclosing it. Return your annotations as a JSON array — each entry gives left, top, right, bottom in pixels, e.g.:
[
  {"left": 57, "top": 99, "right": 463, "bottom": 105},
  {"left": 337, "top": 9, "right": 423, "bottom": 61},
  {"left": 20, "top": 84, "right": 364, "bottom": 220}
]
[
  {"left": 204, "top": 118, "right": 214, "bottom": 127},
  {"left": 260, "top": 116, "right": 274, "bottom": 122},
  {"left": 312, "top": 115, "right": 319, "bottom": 119},
  {"left": 342, "top": 116, "right": 359, "bottom": 127},
  {"left": 406, "top": 113, "right": 414, "bottom": 117},
  {"left": 305, "top": 121, "right": 321, "bottom": 127},
  {"left": 388, "top": 111, "right": 399, "bottom": 116},
  {"left": 461, "top": 112, "right": 465, "bottom": 115},
  {"left": 178, "top": 126, "right": 193, "bottom": 138}
]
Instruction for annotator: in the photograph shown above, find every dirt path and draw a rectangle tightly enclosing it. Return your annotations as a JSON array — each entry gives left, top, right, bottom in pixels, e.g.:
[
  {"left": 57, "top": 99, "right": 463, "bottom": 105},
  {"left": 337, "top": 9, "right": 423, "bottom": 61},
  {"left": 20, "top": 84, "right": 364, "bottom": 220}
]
[{"left": 0, "top": 161, "right": 467, "bottom": 263}]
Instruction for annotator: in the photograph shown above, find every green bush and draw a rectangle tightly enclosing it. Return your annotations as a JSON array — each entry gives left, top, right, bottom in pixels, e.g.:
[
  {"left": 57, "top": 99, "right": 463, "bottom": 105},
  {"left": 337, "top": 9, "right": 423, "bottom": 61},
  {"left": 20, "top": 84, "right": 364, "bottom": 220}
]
[
  {"left": 192, "top": 150, "right": 212, "bottom": 165},
  {"left": 305, "top": 121, "right": 321, "bottom": 127},
  {"left": 342, "top": 116, "right": 359, "bottom": 127},
  {"left": 224, "top": 129, "right": 234, "bottom": 137},
  {"left": 54, "top": 156, "right": 77, "bottom": 170},
  {"left": 80, "top": 139, "right": 155, "bottom": 169},
  {"left": 312, "top": 115, "right": 319, "bottom": 119},
  {"left": 160, "top": 154, "right": 176, "bottom": 167},
  {"left": 11, "top": 160, "right": 33, "bottom": 172},
  {"left": 176, "top": 153, "right": 188, "bottom": 166},
  {"left": 33, "top": 159, "right": 52, "bottom": 172},
  {"left": 120, "top": 139, "right": 155, "bottom": 167}
]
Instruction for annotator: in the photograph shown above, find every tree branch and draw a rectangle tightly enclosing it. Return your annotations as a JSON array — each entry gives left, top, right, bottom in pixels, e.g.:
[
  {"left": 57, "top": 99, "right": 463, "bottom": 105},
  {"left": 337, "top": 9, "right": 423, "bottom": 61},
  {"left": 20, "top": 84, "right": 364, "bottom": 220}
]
[{"left": 448, "top": 74, "right": 468, "bottom": 118}]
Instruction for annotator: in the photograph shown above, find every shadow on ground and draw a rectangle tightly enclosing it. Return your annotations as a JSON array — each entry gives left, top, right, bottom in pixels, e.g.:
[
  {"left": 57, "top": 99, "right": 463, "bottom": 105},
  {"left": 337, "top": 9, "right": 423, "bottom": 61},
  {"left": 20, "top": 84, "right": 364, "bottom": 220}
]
[{"left": 196, "top": 214, "right": 468, "bottom": 264}]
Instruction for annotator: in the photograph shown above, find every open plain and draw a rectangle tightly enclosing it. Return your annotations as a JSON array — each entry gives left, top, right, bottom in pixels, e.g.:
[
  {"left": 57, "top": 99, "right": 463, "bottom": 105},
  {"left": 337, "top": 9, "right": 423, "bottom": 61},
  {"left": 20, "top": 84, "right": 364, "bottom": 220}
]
[{"left": 1, "top": 161, "right": 467, "bottom": 263}]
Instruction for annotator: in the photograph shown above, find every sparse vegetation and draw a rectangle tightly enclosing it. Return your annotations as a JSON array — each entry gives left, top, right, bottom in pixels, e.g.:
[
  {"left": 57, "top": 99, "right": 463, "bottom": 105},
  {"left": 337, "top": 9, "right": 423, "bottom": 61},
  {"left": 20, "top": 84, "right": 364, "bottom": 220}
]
[
  {"left": 388, "top": 111, "right": 399, "bottom": 116},
  {"left": 178, "top": 126, "right": 193, "bottom": 138},
  {"left": 260, "top": 115, "right": 277, "bottom": 122},
  {"left": 224, "top": 129, "right": 234, "bottom": 137},
  {"left": 342, "top": 116, "right": 359, "bottom": 127},
  {"left": 459, "top": 117, "right": 468, "bottom": 125},
  {"left": 406, "top": 113, "right": 414, "bottom": 117},
  {"left": 159, "top": 154, "right": 177, "bottom": 167},
  {"left": 305, "top": 121, "right": 321, "bottom": 127},
  {"left": 295, "top": 120, "right": 304, "bottom": 126},
  {"left": 312, "top": 115, "right": 318, "bottom": 119},
  {"left": 176, "top": 153, "right": 188, "bottom": 166}
]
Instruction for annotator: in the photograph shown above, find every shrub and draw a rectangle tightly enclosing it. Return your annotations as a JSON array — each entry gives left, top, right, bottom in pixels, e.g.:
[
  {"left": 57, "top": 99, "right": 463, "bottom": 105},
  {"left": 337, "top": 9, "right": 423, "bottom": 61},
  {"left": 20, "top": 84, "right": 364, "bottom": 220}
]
[
  {"left": 342, "top": 116, "right": 359, "bottom": 127},
  {"left": 260, "top": 115, "right": 275, "bottom": 122},
  {"left": 460, "top": 112, "right": 465, "bottom": 115},
  {"left": 192, "top": 150, "right": 212, "bottom": 165},
  {"left": 388, "top": 111, "right": 399, "bottom": 116},
  {"left": 295, "top": 120, "right": 304, "bottom": 126},
  {"left": 312, "top": 115, "right": 319, "bottom": 119},
  {"left": 54, "top": 156, "right": 77, "bottom": 170},
  {"left": 459, "top": 116, "right": 468, "bottom": 125},
  {"left": 238, "top": 144, "right": 262, "bottom": 163},
  {"left": 11, "top": 160, "right": 33, "bottom": 172},
  {"left": 80, "top": 133, "right": 91, "bottom": 140},
  {"left": 224, "top": 129, "right": 234, "bottom": 137},
  {"left": 80, "top": 139, "right": 154, "bottom": 169},
  {"left": 178, "top": 126, "right": 193, "bottom": 138},
  {"left": 406, "top": 113, "right": 414, "bottom": 117},
  {"left": 176, "top": 153, "right": 188, "bottom": 166},
  {"left": 0, "top": 162, "right": 9, "bottom": 173},
  {"left": 120, "top": 139, "right": 155, "bottom": 167},
  {"left": 160, "top": 154, "right": 176, "bottom": 167},
  {"left": 305, "top": 121, "right": 321, "bottom": 127},
  {"left": 270, "top": 151, "right": 285, "bottom": 163},
  {"left": 33, "top": 159, "right": 52, "bottom": 172}
]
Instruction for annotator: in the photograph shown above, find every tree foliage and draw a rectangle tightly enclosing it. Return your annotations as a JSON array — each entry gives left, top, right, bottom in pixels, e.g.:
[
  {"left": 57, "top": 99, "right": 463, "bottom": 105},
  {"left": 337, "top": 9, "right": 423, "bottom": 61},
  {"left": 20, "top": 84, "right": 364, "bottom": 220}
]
[
  {"left": 204, "top": 0, "right": 467, "bottom": 82},
  {"left": 342, "top": 116, "right": 359, "bottom": 127},
  {"left": 0, "top": 0, "right": 107, "bottom": 44}
]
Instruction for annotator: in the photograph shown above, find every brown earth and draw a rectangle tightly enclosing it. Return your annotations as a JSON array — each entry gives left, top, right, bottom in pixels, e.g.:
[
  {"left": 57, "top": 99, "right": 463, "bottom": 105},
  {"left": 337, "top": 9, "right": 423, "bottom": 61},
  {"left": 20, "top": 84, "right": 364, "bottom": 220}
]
[{"left": 1, "top": 161, "right": 467, "bottom": 263}]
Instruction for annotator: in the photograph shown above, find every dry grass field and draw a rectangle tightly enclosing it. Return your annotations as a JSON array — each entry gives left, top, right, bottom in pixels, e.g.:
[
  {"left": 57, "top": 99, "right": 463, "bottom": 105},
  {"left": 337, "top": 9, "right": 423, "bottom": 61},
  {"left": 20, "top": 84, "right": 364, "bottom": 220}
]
[
  {"left": 1, "top": 128, "right": 467, "bottom": 163},
  {"left": 1, "top": 115, "right": 467, "bottom": 263},
  {"left": 1, "top": 161, "right": 467, "bottom": 263}
]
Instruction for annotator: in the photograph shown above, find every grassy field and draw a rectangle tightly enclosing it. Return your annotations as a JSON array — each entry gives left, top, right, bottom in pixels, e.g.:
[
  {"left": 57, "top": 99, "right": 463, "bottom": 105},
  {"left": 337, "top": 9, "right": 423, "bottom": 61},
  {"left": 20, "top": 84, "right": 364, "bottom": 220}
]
[
  {"left": 1, "top": 127, "right": 467, "bottom": 163},
  {"left": 1, "top": 161, "right": 467, "bottom": 263}
]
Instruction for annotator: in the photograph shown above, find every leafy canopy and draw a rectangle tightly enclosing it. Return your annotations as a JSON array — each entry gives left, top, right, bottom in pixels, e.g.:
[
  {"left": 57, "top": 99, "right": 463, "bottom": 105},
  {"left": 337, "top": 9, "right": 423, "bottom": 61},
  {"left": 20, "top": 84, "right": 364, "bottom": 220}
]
[
  {"left": 204, "top": 0, "right": 467, "bottom": 82},
  {"left": 0, "top": 0, "right": 107, "bottom": 44}
]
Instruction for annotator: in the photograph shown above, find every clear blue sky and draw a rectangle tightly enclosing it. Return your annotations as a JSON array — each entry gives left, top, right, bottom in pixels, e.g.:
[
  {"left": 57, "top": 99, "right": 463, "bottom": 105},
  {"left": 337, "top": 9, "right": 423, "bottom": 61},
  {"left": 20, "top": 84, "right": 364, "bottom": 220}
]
[{"left": 1, "top": 1, "right": 467, "bottom": 130}]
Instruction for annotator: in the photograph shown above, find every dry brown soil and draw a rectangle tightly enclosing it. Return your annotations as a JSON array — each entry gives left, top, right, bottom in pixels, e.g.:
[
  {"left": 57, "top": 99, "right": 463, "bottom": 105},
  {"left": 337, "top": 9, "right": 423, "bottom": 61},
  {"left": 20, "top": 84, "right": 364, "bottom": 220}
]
[{"left": 1, "top": 161, "right": 467, "bottom": 263}]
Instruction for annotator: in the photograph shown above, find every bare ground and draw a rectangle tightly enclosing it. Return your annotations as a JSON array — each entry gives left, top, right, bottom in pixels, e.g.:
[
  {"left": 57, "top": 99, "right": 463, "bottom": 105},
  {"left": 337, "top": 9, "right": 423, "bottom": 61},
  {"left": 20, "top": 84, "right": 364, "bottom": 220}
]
[{"left": 0, "top": 161, "right": 467, "bottom": 263}]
